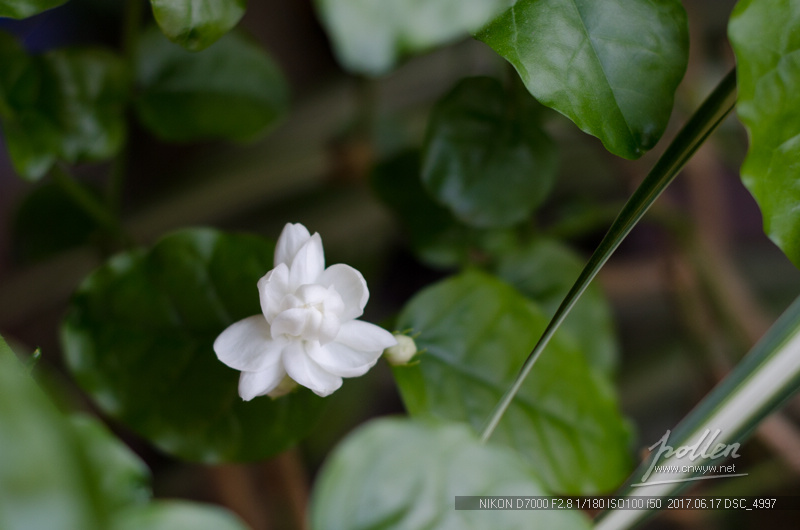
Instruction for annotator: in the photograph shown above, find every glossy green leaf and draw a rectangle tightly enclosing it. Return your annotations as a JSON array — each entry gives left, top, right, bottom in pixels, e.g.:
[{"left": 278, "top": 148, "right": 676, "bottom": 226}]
[
  {"left": 477, "top": 0, "right": 689, "bottom": 159},
  {"left": 0, "top": 31, "right": 60, "bottom": 179},
  {"left": 43, "top": 49, "right": 129, "bottom": 162},
  {"left": 0, "top": 0, "right": 66, "bottom": 19},
  {"left": 62, "top": 228, "right": 326, "bottom": 462},
  {"left": 494, "top": 238, "right": 617, "bottom": 375},
  {"left": 422, "top": 77, "right": 557, "bottom": 227},
  {"left": 393, "top": 271, "right": 631, "bottom": 494},
  {"left": 729, "top": 0, "right": 800, "bottom": 268},
  {"left": 135, "top": 28, "right": 288, "bottom": 142},
  {"left": 371, "top": 150, "right": 516, "bottom": 268},
  {"left": 311, "top": 418, "right": 591, "bottom": 529},
  {"left": 0, "top": 335, "right": 106, "bottom": 529},
  {"left": 0, "top": 33, "right": 128, "bottom": 180},
  {"left": 314, "top": 0, "right": 510, "bottom": 75},
  {"left": 151, "top": 0, "right": 247, "bottom": 52},
  {"left": 479, "top": 70, "right": 736, "bottom": 444},
  {"left": 111, "top": 501, "right": 247, "bottom": 530}
]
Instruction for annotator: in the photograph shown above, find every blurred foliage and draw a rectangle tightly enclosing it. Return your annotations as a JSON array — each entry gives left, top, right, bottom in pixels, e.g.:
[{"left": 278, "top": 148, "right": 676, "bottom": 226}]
[
  {"left": 1, "top": 0, "right": 800, "bottom": 529},
  {"left": 61, "top": 229, "right": 326, "bottom": 462}
]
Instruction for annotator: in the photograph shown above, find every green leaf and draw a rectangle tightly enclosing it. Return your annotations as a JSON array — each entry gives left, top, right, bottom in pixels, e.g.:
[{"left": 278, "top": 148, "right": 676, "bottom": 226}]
[
  {"left": 135, "top": 27, "right": 288, "bottom": 142},
  {"left": 0, "top": 33, "right": 129, "bottom": 180},
  {"left": 477, "top": 0, "right": 689, "bottom": 159},
  {"left": 494, "top": 238, "right": 617, "bottom": 375},
  {"left": 394, "top": 271, "right": 631, "bottom": 494},
  {"left": 371, "top": 150, "right": 516, "bottom": 268},
  {"left": 61, "top": 228, "right": 326, "bottom": 462},
  {"left": 314, "top": 0, "right": 511, "bottom": 75},
  {"left": 0, "top": 0, "right": 67, "bottom": 19},
  {"left": 595, "top": 294, "right": 800, "bottom": 530},
  {"left": 311, "top": 418, "right": 591, "bottom": 529},
  {"left": 421, "top": 77, "right": 557, "bottom": 227},
  {"left": 43, "top": 49, "right": 129, "bottom": 162},
  {"left": 69, "top": 414, "right": 152, "bottom": 514},
  {"left": 479, "top": 70, "right": 736, "bottom": 445},
  {"left": 0, "top": 334, "right": 248, "bottom": 530},
  {"left": 0, "top": 335, "right": 106, "bottom": 529},
  {"left": 729, "top": 0, "right": 800, "bottom": 268},
  {"left": 151, "top": 0, "right": 247, "bottom": 52},
  {"left": 111, "top": 501, "right": 247, "bottom": 530}
]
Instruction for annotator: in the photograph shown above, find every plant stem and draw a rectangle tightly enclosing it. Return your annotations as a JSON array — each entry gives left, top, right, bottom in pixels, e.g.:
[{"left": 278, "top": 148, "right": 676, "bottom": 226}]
[
  {"left": 51, "top": 165, "right": 133, "bottom": 248},
  {"left": 479, "top": 68, "right": 738, "bottom": 444}
]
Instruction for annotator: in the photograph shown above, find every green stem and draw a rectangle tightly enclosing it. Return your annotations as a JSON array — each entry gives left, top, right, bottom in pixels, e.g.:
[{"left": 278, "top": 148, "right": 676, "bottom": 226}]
[
  {"left": 479, "top": 68, "right": 738, "bottom": 444},
  {"left": 51, "top": 165, "right": 133, "bottom": 248},
  {"left": 121, "top": 0, "right": 144, "bottom": 63},
  {"left": 108, "top": 0, "right": 144, "bottom": 212}
]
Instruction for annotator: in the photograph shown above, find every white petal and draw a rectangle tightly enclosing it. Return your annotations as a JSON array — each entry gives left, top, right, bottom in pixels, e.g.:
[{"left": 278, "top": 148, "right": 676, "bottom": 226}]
[
  {"left": 283, "top": 341, "right": 342, "bottom": 397},
  {"left": 317, "top": 264, "right": 368, "bottom": 320},
  {"left": 336, "top": 320, "right": 397, "bottom": 352},
  {"left": 258, "top": 263, "right": 289, "bottom": 321},
  {"left": 288, "top": 233, "right": 325, "bottom": 288},
  {"left": 214, "top": 315, "right": 285, "bottom": 372},
  {"left": 239, "top": 366, "right": 287, "bottom": 401},
  {"left": 274, "top": 223, "right": 311, "bottom": 267},
  {"left": 271, "top": 307, "right": 314, "bottom": 339},
  {"left": 318, "top": 312, "right": 341, "bottom": 345},
  {"left": 308, "top": 341, "right": 382, "bottom": 377}
]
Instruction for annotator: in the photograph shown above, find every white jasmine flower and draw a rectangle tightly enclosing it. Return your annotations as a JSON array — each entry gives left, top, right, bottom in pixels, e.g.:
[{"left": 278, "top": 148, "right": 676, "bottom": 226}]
[{"left": 214, "top": 223, "right": 397, "bottom": 399}]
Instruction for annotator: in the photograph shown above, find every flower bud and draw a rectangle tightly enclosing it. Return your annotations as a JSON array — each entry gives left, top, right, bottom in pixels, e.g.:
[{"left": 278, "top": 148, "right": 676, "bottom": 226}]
[{"left": 384, "top": 334, "right": 418, "bottom": 366}]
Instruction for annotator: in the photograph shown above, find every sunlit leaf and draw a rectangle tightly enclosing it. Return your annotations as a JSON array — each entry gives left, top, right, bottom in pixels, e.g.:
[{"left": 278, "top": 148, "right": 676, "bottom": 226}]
[
  {"left": 150, "top": 0, "right": 247, "bottom": 52},
  {"left": 311, "top": 418, "right": 591, "bottom": 529},
  {"left": 478, "top": 0, "right": 688, "bottom": 159},
  {"left": 729, "top": 0, "right": 800, "bottom": 268},
  {"left": 0, "top": 0, "right": 67, "bottom": 19},
  {"left": 62, "top": 229, "right": 326, "bottom": 462},
  {"left": 422, "top": 77, "right": 557, "bottom": 227},
  {"left": 393, "top": 271, "right": 632, "bottom": 494},
  {"left": 135, "top": 27, "right": 288, "bottom": 142},
  {"left": 314, "top": 0, "right": 510, "bottom": 75}
]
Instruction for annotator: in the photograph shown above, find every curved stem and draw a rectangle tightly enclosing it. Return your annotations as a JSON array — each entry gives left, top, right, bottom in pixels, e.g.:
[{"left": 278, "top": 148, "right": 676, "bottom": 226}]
[{"left": 479, "top": 68, "right": 738, "bottom": 444}]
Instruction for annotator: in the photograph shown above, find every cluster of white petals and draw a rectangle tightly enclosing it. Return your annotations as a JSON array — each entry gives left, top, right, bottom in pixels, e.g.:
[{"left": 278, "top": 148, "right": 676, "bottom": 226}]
[{"left": 214, "top": 223, "right": 397, "bottom": 399}]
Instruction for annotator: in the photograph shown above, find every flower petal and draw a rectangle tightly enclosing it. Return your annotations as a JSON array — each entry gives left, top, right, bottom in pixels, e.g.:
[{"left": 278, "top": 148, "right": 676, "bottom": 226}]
[
  {"left": 239, "top": 366, "right": 287, "bottom": 401},
  {"left": 307, "top": 341, "right": 382, "bottom": 377},
  {"left": 274, "top": 223, "right": 311, "bottom": 267},
  {"left": 288, "top": 233, "right": 325, "bottom": 288},
  {"left": 283, "top": 341, "right": 342, "bottom": 397},
  {"left": 336, "top": 320, "right": 397, "bottom": 352},
  {"left": 317, "top": 264, "right": 368, "bottom": 320},
  {"left": 258, "top": 263, "right": 289, "bottom": 321},
  {"left": 214, "top": 315, "right": 285, "bottom": 372}
]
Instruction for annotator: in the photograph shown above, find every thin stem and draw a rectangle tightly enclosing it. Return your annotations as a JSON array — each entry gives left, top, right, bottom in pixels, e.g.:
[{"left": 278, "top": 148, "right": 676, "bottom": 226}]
[
  {"left": 108, "top": 0, "right": 143, "bottom": 213},
  {"left": 479, "top": 69, "right": 738, "bottom": 444},
  {"left": 121, "top": 0, "right": 144, "bottom": 63},
  {"left": 51, "top": 165, "right": 133, "bottom": 248}
]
